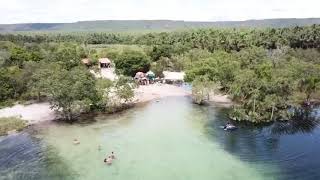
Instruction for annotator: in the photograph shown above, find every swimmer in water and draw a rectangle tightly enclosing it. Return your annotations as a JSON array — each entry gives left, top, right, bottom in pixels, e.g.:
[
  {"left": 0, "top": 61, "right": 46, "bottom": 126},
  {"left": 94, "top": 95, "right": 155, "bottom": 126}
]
[
  {"left": 110, "top": 152, "right": 116, "bottom": 159},
  {"left": 104, "top": 156, "right": 112, "bottom": 165},
  {"left": 73, "top": 139, "right": 80, "bottom": 145}
]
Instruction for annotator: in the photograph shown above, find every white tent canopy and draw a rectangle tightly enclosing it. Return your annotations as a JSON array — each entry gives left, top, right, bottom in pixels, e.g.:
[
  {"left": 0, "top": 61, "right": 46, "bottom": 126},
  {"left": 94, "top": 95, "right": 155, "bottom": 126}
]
[
  {"left": 146, "top": 71, "right": 155, "bottom": 76},
  {"left": 163, "top": 71, "right": 185, "bottom": 81}
]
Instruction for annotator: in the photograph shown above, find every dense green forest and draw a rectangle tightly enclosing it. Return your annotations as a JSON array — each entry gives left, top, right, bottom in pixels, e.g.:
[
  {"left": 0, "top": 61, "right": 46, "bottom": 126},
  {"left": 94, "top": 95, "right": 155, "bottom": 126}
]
[
  {"left": 2, "top": 24, "right": 320, "bottom": 50},
  {"left": 0, "top": 24, "right": 320, "bottom": 122},
  {"left": 1, "top": 18, "right": 320, "bottom": 32}
]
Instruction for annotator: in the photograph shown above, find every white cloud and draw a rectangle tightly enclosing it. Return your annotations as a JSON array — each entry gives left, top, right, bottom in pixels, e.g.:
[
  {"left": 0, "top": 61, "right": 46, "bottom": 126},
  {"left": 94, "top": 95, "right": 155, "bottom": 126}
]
[{"left": 0, "top": 0, "right": 319, "bottom": 23}]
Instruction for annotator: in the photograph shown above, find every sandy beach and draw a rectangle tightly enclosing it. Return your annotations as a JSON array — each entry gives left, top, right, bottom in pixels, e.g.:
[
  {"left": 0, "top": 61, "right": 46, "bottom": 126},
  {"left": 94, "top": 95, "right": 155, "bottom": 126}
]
[
  {"left": 0, "top": 84, "right": 190, "bottom": 124},
  {"left": 0, "top": 83, "right": 232, "bottom": 124},
  {"left": 133, "top": 84, "right": 190, "bottom": 103},
  {"left": 0, "top": 102, "right": 56, "bottom": 125}
]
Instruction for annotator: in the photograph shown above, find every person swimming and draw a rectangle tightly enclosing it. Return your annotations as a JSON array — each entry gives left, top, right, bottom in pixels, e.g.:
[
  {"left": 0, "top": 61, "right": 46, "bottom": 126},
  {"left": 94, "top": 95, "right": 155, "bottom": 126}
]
[
  {"left": 110, "top": 152, "right": 116, "bottom": 159},
  {"left": 224, "top": 122, "right": 236, "bottom": 130},
  {"left": 224, "top": 122, "right": 231, "bottom": 128},
  {"left": 104, "top": 156, "right": 113, "bottom": 165},
  {"left": 73, "top": 139, "right": 80, "bottom": 145}
]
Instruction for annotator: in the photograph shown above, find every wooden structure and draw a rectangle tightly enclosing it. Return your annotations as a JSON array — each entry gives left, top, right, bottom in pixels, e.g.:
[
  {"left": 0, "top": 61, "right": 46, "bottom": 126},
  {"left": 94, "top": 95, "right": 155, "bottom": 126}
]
[{"left": 99, "top": 58, "right": 111, "bottom": 68}]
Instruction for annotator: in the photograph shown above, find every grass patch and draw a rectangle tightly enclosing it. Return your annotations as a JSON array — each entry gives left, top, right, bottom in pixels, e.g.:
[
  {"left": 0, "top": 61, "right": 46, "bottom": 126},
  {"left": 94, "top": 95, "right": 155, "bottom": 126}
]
[{"left": 0, "top": 117, "right": 27, "bottom": 136}]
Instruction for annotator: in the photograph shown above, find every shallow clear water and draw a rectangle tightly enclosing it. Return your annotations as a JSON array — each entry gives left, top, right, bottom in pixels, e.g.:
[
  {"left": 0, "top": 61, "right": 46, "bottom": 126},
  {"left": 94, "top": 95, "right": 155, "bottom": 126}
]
[{"left": 1, "top": 97, "right": 320, "bottom": 180}]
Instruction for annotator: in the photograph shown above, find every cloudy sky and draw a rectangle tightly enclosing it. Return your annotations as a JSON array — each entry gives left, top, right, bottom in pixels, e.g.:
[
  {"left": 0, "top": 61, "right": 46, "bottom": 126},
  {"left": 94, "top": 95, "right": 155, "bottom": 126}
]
[{"left": 1, "top": 0, "right": 319, "bottom": 24}]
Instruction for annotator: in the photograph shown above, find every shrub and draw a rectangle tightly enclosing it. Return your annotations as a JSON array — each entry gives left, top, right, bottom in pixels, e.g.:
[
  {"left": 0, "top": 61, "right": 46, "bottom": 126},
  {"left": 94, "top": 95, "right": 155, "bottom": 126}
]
[{"left": 0, "top": 117, "right": 27, "bottom": 136}]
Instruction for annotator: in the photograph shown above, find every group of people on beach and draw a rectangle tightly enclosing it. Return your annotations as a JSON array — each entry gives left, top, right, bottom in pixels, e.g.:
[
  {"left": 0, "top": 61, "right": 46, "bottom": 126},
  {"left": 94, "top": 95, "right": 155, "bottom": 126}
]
[{"left": 104, "top": 152, "right": 116, "bottom": 165}]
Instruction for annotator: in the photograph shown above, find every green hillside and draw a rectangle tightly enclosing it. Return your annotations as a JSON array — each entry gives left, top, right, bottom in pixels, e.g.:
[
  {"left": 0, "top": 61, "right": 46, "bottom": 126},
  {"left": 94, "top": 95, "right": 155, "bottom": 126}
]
[{"left": 1, "top": 18, "right": 320, "bottom": 32}]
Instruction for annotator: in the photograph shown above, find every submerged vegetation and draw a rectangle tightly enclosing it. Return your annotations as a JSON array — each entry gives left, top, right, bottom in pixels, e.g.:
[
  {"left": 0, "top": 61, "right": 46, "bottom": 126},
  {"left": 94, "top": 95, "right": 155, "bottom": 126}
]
[{"left": 0, "top": 24, "right": 320, "bottom": 122}]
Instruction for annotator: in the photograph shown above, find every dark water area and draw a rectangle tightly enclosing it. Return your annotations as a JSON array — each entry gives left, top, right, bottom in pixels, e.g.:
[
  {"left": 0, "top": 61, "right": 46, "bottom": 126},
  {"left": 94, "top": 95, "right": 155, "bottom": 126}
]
[
  {"left": 1, "top": 97, "right": 320, "bottom": 180},
  {"left": 0, "top": 130, "right": 74, "bottom": 180},
  {"left": 205, "top": 106, "right": 320, "bottom": 180}
]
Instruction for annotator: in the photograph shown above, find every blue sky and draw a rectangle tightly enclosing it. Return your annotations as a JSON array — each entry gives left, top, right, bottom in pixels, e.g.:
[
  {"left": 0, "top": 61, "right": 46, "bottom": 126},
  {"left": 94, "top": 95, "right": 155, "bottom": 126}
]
[{"left": 1, "top": 0, "right": 319, "bottom": 24}]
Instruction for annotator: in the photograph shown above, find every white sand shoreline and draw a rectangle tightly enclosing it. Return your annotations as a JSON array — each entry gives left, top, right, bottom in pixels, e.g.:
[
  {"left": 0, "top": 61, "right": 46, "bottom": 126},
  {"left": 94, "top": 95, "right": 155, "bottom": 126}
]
[
  {"left": 0, "top": 102, "right": 57, "bottom": 125},
  {"left": 133, "top": 84, "right": 190, "bottom": 103},
  {"left": 0, "top": 84, "right": 190, "bottom": 124},
  {"left": 0, "top": 84, "right": 231, "bottom": 125}
]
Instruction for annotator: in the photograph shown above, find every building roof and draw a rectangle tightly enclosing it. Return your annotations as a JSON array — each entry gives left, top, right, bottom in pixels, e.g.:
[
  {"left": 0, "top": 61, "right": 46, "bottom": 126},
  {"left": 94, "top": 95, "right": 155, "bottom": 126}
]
[
  {"left": 134, "top": 72, "right": 145, "bottom": 79},
  {"left": 163, "top": 71, "right": 185, "bottom": 81},
  {"left": 99, "top": 58, "right": 111, "bottom": 64},
  {"left": 146, "top": 71, "right": 155, "bottom": 77}
]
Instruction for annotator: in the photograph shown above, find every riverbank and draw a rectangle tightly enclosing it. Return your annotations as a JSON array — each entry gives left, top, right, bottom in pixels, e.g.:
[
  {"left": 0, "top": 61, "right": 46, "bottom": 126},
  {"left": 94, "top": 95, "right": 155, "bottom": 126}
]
[
  {"left": 0, "top": 84, "right": 190, "bottom": 125},
  {"left": 0, "top": 117, "right": 27, "bottom": 136},
  {"left": 208, "top": 93, "right": 233, "bottom": 106},
  {"left": 133, "top": 84, "right": 190, "bottom": 103},
  {"left": 0, "top": 84, "right": 232, "bottom": 127},
  {"left": 0, "top": 102, "right": 56, "bottom": 125}
]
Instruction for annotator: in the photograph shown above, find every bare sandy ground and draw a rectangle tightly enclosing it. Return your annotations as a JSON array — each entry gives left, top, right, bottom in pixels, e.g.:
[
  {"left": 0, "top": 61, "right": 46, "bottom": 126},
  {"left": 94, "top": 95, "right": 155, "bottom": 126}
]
[
  {"left": 0, "top": 102, "right": 56, "bottom": 124},
  {"left": 133, "top": 84, "right": 191, "bottom": 103},
  {"left": 89, "top": 68, "right": 117, "bottom": 81},
  {"left": 209, "top": 93, "right": 232, "bottom": 104},
  {"left": 100, "top": 68, "right": 117, "bottom": 81}
]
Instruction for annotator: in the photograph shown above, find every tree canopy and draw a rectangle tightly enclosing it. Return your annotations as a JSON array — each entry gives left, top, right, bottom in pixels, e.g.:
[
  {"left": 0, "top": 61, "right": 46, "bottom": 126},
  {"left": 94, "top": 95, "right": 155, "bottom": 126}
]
[
  {"left": 114, "top": 49, "right": 151, "bottom": 76},
  {"left": 1, "top": 24, "right": 320, "bottom": 122}
]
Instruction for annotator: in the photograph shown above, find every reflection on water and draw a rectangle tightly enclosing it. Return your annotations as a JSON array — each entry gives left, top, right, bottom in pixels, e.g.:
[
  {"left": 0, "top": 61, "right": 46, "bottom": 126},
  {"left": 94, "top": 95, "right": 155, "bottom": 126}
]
[
  {"left": 271, "top": 108, "right": 320, "bottom": 135},
  {"left": 0, "top": 97, "right": 320, "bottom": 180},
  {"left": 205, "top": 105, "right": 320, "bottom": 180}
]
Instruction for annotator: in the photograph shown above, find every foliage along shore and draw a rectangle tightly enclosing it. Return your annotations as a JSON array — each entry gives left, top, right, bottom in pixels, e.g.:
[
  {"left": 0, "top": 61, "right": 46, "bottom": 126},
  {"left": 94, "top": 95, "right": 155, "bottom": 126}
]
[
  {"left": 1, "top": 25, "right": 320, "bottom": 123},
  {"left": 0, "top": 117, "right": 27, "bottom": 136}
]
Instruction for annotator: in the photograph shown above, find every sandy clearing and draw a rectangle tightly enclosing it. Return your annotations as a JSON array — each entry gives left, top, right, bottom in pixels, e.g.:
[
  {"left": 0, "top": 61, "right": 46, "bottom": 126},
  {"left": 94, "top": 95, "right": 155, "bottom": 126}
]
[
  {"left": 209, "top": 93, "right": 232, "bottom": 104},
  {"left": 100, "top": 68, "right": 117, "bottom": 81},
  {"left": 89, "top": 68, "right": 118, "bottom": 81},
  {"left": 133, "top": 84, "right": 191, "bottom": 103},
  {"left": 0, "top": 102, "right": 57, "bottom": 124}
]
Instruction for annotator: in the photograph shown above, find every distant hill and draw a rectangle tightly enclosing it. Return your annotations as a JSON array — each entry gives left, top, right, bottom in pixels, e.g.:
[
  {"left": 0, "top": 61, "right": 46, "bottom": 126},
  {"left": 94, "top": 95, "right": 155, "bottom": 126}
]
[{"left": 1, "top": 18, "right": 320, "bottom": 32}]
